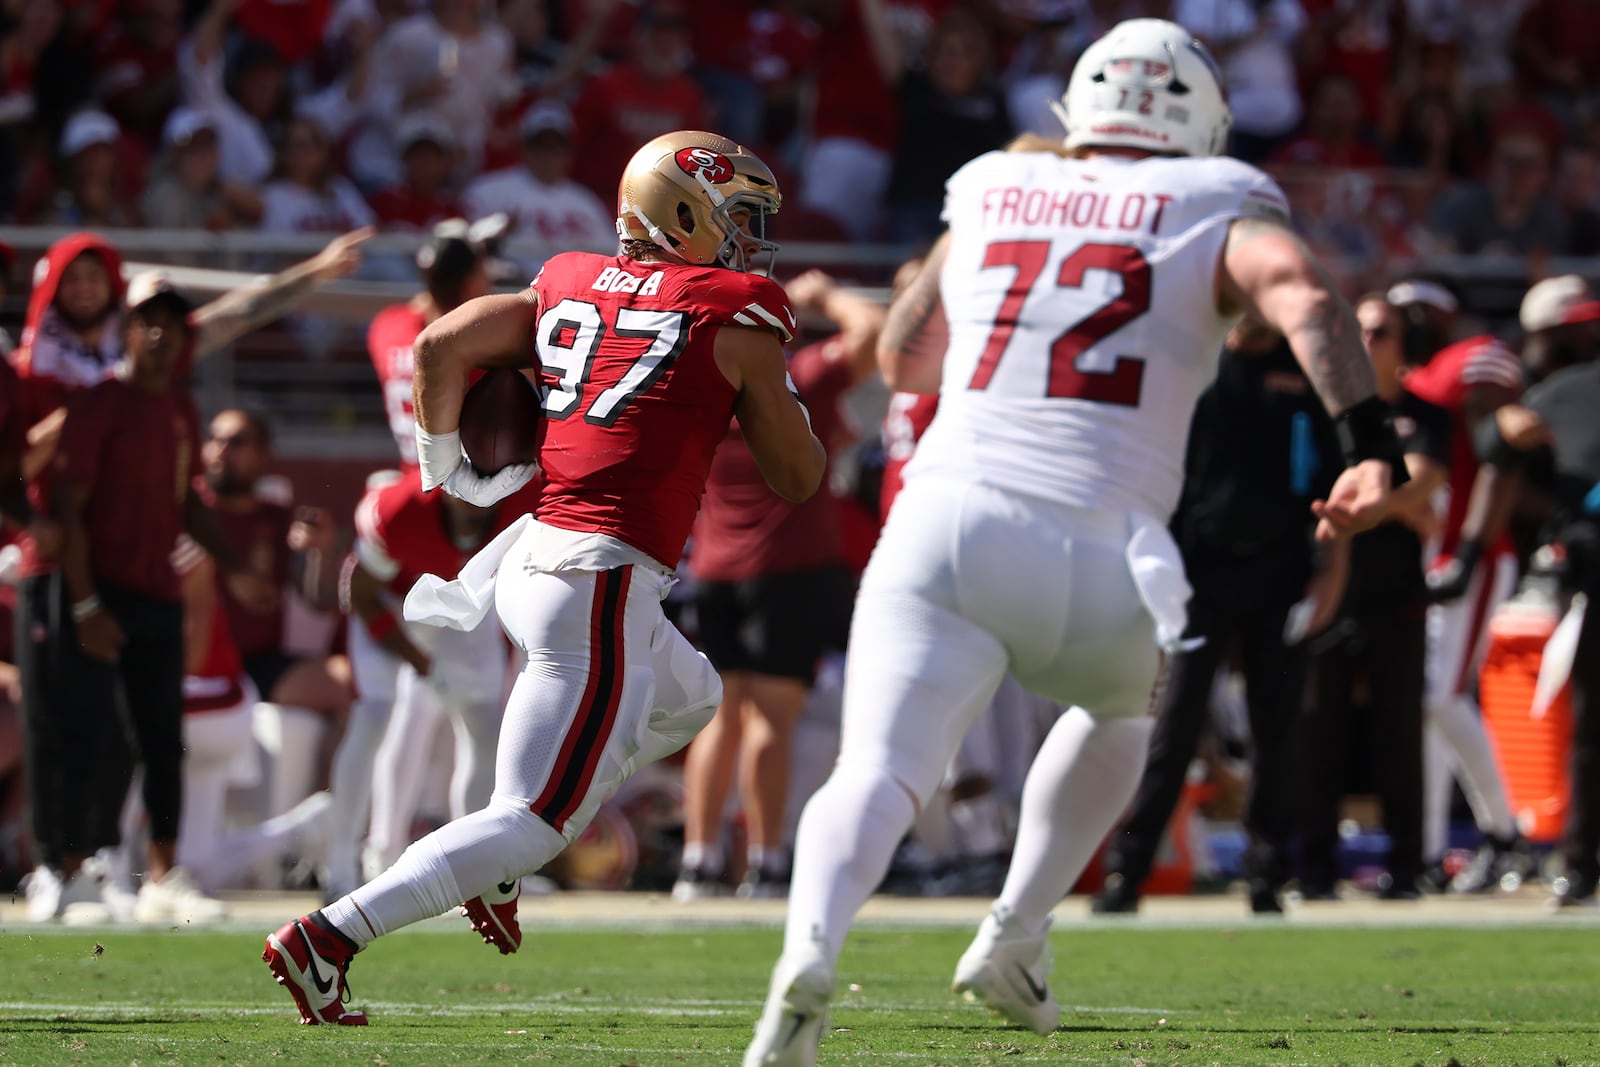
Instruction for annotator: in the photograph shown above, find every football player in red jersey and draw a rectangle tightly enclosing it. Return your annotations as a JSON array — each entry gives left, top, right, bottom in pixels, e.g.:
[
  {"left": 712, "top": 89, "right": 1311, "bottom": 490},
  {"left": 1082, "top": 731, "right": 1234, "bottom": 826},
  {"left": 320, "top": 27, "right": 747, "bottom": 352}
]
[
  {"left": 367, "top": 220, "right": 501, "bottom": 472},
  {"left": 321, "top": 476, "right": 534, "bottom": 902},
  {"left": 1390, "top": 283, "right": 1528, "bottom": 890},
  {"left": 263, "top": 130, "right": 823, "bottom": 1025}
]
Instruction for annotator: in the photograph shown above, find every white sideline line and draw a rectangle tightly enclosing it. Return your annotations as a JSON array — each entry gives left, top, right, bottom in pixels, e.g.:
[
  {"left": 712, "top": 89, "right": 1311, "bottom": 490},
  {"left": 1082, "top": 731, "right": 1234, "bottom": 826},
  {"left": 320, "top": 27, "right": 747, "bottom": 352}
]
[{"left": 0, "top": 998, "right": 1188, "bottom": 1019}]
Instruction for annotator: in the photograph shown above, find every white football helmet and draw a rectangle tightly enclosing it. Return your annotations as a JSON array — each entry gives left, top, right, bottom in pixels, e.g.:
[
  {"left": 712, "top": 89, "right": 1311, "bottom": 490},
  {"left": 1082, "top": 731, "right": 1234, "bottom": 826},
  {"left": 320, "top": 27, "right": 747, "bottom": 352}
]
[{"left": 1053, "top": 19, "right": 1232, "bottom": 159}]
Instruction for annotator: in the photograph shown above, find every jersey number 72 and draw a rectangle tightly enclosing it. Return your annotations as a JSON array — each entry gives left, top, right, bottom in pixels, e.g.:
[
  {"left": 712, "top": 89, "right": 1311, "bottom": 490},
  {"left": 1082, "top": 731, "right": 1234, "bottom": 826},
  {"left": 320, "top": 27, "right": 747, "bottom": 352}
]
[{"left": 967, "top": 240, "right": 1149, "bottom": 407}]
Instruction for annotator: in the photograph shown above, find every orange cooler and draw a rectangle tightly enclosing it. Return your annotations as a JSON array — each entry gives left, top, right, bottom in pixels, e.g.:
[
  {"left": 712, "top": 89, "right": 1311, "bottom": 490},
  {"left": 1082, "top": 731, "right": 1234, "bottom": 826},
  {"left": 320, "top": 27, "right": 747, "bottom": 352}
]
[{"left": 1479, "top": 599, "right": 1574, "bottom": 843}]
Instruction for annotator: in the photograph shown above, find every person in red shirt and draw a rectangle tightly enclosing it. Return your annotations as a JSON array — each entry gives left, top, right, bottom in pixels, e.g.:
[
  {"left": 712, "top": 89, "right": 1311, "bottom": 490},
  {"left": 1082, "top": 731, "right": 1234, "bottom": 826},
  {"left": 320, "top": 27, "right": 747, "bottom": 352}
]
[
  {"left": 368, "top": 114, "right": 465, "bottom": 232},
  {"left": 367, "top": 222, "right": 496, "bottom": 471},
  {"left": 1389, "top": 282, "right": 1527, "bottom": 891},
  {"left": 17, "top": 275, "right": 275, "bottom": 924},
  {"left": 797, "top": 0, "right": 947, "bottom": 240},
  {"left": 570, "top": 5, "right": 709, "bottom": 200},
  {"left": 319, "top": 476, "right": 528, "bottom": 901},
  {"left": 263, "top": 130, "right": 823, "bottom": 1025},
  {"left": 675, "top": 269, "right": 883, "bottom": 901}
]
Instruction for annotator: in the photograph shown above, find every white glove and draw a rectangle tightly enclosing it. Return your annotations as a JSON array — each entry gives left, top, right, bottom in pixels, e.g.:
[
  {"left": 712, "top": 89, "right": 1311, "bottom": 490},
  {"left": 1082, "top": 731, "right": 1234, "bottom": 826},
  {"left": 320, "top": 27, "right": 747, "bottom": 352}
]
[{"left": 440, "top": 462, "right": 539, "bottom": 507}]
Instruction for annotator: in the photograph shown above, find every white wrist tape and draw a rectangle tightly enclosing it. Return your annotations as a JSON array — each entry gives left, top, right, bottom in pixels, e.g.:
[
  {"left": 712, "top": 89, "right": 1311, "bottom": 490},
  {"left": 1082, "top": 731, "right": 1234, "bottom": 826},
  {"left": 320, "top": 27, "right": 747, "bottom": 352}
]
[{"left": 415, "top": 427, "right": 465, "bottom": 492}]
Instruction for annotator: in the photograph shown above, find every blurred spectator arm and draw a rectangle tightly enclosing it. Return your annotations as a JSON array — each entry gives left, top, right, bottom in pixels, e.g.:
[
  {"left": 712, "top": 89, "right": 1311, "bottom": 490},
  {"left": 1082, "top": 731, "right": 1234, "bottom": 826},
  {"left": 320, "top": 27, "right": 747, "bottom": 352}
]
[
  {"left": 179, "top": 546, "right": 217, "bottom": 675},
  {"left": 540, "top": 0, "right": 619, "bottom": 98},
  {"left": 53, "top": 480, "right": 98, "bottom": 609},
  {"left": 190, "top": 228, "right": 373, "bottom": 359},
  {"left": 287, "top": 506, "right": 343, "bottom": 613},
  {"left": 190, "top": 0, "right": 244, "bottom": 70},
  {"left": 877, "top": 232, "right": 949, "bottom": 394},
  {"left": 183, "top": 485, "right": 278, "bottom": 612},
  {"left": 1304, "top": 532, "right": 1351, "bottom": 637},
  {"left": 859, "top": 0, "right": 906, "bottom": 86},
  {"left": 787, "top": 269, "right": 887, "bottom": 381},
  {"left": 347, "top": 553, "right": 429, "bottom": 675}
]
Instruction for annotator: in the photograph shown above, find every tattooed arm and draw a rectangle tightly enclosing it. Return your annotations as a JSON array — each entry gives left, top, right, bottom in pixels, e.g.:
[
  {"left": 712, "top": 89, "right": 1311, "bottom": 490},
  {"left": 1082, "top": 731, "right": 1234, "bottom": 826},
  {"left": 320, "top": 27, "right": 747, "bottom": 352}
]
[
  {"left": 190, "top": 228, "right": 373, "bottom": 361},
  {"left": 877, "top": 231, "right": 951, "bottom": 395},
  {"left": 1219, "top": 216, "right": 1400, "bottom": 540},
  {"left": 1217, "top": 216, "right": 1377, "bottom": 416}
]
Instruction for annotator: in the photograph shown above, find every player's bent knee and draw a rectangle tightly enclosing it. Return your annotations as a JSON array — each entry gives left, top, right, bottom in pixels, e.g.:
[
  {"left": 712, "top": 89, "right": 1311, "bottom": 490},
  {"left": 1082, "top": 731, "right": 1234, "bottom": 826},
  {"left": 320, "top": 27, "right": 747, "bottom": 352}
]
[{"left": 830, "top": 755, "right": 926, "bottom": 814}]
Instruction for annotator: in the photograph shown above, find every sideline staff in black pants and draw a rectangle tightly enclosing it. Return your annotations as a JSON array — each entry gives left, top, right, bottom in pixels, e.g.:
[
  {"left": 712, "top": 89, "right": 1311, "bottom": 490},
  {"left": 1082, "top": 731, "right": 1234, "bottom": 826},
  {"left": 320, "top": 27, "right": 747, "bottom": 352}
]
[
  {"left": 17, "top": 276, "right": 272, "bottom": 921},
  {"left": 1298, "top": 294, "right": 1451, "bottom": 899},
  {"left": 1094, "top": 324, "right": 1342, "bottom": 915}
]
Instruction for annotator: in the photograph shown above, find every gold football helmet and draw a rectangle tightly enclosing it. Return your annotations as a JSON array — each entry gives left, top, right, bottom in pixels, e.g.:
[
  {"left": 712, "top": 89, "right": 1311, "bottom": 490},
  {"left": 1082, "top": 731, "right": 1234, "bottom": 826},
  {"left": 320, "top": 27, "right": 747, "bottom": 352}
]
[{"left": 617, "top": 130, "right": 781, "bottom": 272}]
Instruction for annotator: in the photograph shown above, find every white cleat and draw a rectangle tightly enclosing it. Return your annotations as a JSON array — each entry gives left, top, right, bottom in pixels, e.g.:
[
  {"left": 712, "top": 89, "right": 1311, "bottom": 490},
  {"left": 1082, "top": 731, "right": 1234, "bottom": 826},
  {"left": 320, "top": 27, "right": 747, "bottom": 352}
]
[
  {"left": 134, "top": 867, "right": 228, "bottom": 924},
  {"left": 23, "top": 866, "right": 65, "bottom": 923},
  {"left": 743, "top": 952, "right": 834, "bottom": 1067},
  {"left": 952, "top": 903, "right": 1060, "bottom": 1035}
]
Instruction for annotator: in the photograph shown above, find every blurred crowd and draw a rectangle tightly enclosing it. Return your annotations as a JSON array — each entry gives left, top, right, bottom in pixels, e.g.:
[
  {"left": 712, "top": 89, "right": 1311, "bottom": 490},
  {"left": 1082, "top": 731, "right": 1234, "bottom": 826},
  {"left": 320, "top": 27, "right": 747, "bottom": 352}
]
[{"left": 1, "top": 0, "right": 1599, "bottom": 272}]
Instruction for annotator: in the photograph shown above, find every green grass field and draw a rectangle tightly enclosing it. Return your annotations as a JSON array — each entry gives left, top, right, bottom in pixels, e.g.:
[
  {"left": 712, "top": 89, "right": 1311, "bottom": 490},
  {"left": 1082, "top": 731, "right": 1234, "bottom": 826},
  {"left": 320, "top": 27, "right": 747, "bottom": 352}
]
[{"left": 3, "top": 918, "right": 1600, "bottom": 1066}]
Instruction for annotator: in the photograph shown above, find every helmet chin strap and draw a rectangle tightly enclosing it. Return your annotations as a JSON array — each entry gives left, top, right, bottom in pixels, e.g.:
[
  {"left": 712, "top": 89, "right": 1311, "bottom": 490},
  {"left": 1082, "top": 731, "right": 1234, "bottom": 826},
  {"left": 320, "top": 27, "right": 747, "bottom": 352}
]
[{"left": 630, "top": 206, "right": 685, "bottom": 261}]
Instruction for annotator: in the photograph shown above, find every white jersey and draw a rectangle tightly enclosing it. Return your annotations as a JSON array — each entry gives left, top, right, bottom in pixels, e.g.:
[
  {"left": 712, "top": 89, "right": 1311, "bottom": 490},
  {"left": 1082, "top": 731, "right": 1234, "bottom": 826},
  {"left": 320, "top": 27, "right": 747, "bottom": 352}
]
[{"left": 907, "top": 150, "right": 1289, "bottom": 520}]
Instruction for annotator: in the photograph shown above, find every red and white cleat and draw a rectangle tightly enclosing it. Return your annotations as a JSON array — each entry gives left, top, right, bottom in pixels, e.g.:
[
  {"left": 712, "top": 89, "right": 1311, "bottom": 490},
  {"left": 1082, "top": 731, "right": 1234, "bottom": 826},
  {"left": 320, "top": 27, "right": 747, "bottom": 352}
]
[
  {"left": 263, "top": 915, "right": 368, "bottom": 1025},
  {"left": 462, "top": 878, "right": 523, "bottom": 955}
]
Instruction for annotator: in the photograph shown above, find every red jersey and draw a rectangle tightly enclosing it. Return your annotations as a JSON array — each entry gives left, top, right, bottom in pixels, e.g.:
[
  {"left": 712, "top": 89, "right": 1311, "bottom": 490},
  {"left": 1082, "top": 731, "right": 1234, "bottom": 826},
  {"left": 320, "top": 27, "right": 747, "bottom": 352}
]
[
  {"left": 1403, "top": 335, "right": 1524, "bottom": 558},
  {"left": 173, "top": 535, "right": 246, "bottom": 713},
  {"left": 879, "top": 391, "right": 939, "bottom": 518},
  {"left": 30, "top": 378, "right": 201, "bottom": 600},
  {"left": 529, "top": 252, "right": 795, "bottom": 569},
  {"left": 691, "top": 338, "right": 855, "bottom": 582},
  {"left": 354, "top": 477, "right": 540, "bottom": 595},
  {"left": 200, "top": 486, "right": 293, "bottom": 658},
  {"left": 368, "top": 303, "right": 427, "bottom": 468}
]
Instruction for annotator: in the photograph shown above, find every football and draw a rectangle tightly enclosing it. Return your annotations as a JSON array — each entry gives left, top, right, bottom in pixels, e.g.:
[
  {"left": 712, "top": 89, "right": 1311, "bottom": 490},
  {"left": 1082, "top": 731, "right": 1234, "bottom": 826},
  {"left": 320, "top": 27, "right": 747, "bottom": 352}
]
[{"left": 458, "top": 367, "right": 543, "bottom": 476}]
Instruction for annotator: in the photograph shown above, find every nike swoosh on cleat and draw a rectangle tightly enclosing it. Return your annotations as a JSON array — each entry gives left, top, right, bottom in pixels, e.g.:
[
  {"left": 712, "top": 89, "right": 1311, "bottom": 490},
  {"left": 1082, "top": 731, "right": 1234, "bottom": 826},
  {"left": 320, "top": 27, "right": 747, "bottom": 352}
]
[
  {"left": 298, "top": 925, "right": 335, "bottom": 996},
  {"left": 1013, "top": 962, "right": 1049, "bottom": 1003},
  {"left": 783, "top": 1012, "right": 811, "bottom": 1047},
  {"left": 496, "top": 881, "right": 518, "bottom": 895}
]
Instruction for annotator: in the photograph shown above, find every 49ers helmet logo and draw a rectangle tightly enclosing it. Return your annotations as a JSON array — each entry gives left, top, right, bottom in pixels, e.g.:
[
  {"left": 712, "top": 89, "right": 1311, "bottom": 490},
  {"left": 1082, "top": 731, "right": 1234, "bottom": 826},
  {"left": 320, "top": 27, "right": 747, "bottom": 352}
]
[{"left": 674, "top": 147, "right": 733, "bottom": 184}]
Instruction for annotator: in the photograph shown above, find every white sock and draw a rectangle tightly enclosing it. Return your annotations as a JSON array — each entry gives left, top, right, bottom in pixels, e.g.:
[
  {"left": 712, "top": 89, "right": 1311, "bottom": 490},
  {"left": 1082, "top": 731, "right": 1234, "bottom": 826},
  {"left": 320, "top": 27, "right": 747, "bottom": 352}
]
[
  {"left": 254, "top": 703, "right": 327, "bottom": 818},
  {"left": 1421, "top": 724, "right": 1453, "bottom": 863},
  {"left": 1432, "top": 694, "right": 1517, "bottom": 841},
  {"left": 782, "top": 764, "right": 915, "bottom": 966},
  {"left": 323, "top": 794, "right": 565, "bottom": 949},
  {"left": 449, "top": 700, "right": 501, "bottom": 819},
  {"left": 324, "top": 697, "right": 389, "bottom": 879},
  {"left": 951, "top": 792, "right": 1010, "bottom": 858},
  {"left": 999, "top": 709, "right": 1153, "bottom": 933},
  {"left": 747, "top": 844, "right": 788, "bottom": 873},
  {"left": 368, "top": 690, "right": 439, "bottom": 872},
  {"left": 681, "top": 841, "right": 724, "bottom": 875},
  {"left": 193, "top": 791, "right": 331, "bottom": 893}
]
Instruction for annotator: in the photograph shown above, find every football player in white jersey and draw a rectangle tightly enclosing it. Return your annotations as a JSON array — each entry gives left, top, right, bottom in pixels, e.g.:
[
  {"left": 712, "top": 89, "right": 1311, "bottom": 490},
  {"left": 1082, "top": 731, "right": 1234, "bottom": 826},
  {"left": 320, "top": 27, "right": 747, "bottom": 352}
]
[{"left": 745, "top": 19, "right": 1409, "bottom": 1065}]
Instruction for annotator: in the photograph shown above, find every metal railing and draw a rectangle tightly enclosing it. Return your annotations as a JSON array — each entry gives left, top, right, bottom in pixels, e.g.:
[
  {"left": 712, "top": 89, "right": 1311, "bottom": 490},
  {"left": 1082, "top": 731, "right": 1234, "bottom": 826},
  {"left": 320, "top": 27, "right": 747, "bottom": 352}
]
[{"left": 4, "top": 224, "right": 1595, "bottom": 457}]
